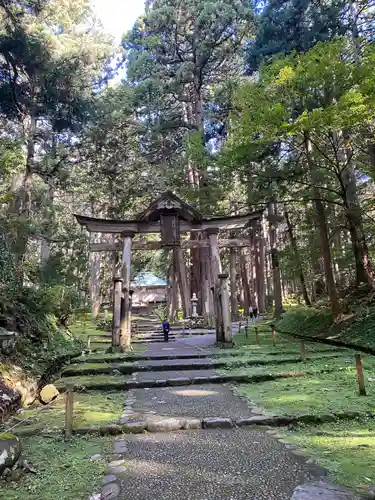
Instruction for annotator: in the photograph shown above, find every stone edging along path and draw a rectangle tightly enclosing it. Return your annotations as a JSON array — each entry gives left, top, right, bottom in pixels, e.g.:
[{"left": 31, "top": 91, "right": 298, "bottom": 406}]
[
  {"left": 62, "top": 353, "right": 344, "bottom": 377},
  {"left": 56, "top": 367, "right": 337, "bottom": 391},
  {"left": 13, "top": 408, "right": 369, "bottom": 438}
]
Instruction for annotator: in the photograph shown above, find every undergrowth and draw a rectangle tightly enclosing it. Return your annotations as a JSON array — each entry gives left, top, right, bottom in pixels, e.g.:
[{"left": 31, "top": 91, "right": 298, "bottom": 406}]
[
  {"left": 277, "top": 304, "right": 375, "bottom": 349},
  {"left": 1, "top": 435, "right": 112, "bottom": 500},
  {"left": 283, "top": 418, "right": 375, "bottom": 492}
]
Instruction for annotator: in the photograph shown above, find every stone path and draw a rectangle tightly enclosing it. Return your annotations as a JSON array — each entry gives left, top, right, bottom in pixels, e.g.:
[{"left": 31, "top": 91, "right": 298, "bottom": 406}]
[
  {"left": 108, "top": 329, "right": 345, "bottom": 500},
  {"left": 91, "top": 321, "right": 360, "bottom": 500},
  {"left": 119, "top": 428, "right": 322, "bottom": 500}
]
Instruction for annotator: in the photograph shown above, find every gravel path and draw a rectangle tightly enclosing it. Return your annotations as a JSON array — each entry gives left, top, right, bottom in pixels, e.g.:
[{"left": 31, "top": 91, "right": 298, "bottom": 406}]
[
  {"left": 118, "top": 428, "right": 324, "bottom": 500},
  {"left": 115, "top": 332, "right": 329, "bottom": 500},
  {"left": 130, "top": 383, "right": 252, "bottom": 419}
]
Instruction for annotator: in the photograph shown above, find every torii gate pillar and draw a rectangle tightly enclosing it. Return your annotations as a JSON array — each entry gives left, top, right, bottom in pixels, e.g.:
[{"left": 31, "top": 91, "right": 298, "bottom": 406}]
[{"left": 120, "top": 231, "right": 134, "bottom": 350}]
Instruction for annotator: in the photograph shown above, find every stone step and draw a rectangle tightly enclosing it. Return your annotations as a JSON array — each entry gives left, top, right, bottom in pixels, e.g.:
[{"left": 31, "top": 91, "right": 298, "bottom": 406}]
[
  {"left": 62, "top": 353, "right": 343, "bottom": 377},
  {"left": 75, "top": 348, "right": 345, "bottom": 364},
  {"left": 57, "top": 369, "right": 322, "bottom": 391}
]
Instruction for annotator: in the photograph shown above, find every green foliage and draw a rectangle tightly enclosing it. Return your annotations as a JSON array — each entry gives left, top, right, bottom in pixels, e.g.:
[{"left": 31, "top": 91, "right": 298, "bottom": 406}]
[
  {"left": 3, "top": 435, "right": 113, "bottom": 500},
  {"left": 284, "top": 419, "right": 375, "bottom": 490},
  {"left": 237, "top": 354, "right": 375, "bottom": 416},
  {"left": 277, "top": 306, "right": 334, "bottom": 338},
  {"left": 246, "top": 0, "right": 348, "bottom": 72},
  {"left": 8, "top": 391, "right": 123, "bottom": 434}
]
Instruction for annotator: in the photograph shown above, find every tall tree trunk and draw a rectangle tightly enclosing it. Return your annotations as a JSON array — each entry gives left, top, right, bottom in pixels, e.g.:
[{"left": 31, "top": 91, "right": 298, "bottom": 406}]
[
  {"left": 9, "top": 115, "right": 36, "bottom": 274},
  {"left": 340, "top": 131, "right": 374, "bottom": 286},
  {"left": 40, "top": 184, "right": 55, "bottom": 264},
  {"left": 304, "top": 132, "right": 341, "bottom": 318},
  {"left": 268, "top": 202, "right": 283, "bottom": 319},
  {"left": 255, "top": 220, "right": 266, "bottom": 313},
  {"left": 284, "top": 208, "right": 311, "bottom": 306}
]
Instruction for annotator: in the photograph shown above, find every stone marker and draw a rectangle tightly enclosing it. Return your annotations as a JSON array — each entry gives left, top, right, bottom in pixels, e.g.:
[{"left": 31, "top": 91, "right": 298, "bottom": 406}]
[
  {"left": 0, "top": 433, "right": 21, "bottom": 476},
  {"left": 39, "top": 384, "right": 59, "bottom": 405}
]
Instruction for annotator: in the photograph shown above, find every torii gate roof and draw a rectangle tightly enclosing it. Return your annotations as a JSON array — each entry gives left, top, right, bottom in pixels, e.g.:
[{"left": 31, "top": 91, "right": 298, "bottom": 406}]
[{"left": 75, "top": 191, "right": 263, "bottom": 234}]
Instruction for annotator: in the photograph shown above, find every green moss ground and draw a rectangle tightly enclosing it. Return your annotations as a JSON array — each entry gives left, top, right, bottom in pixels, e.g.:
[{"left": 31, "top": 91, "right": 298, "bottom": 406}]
[
  {"left": 235, "top": 355, "right": 375, "bottom": 416},
  {"left": 276, "top": 304, "right": 375, "bottom": 350},
  {"left": 63, "top": 361, "right": 134, "bottom": 375},
  {"left": 6, "top": 391, "right": 124, "bottom": 434},
  {"left": 282, "top": 418, "right": 375, "bottom": 492},
  {"left": 55, "top": 373, "right": 129, "bottom": 390},
  {"left": 0, "top": 435, "right": 113, "bottom": 500},
  {"left": 229, "top": 327, "right": 375, "bottom": 490}
]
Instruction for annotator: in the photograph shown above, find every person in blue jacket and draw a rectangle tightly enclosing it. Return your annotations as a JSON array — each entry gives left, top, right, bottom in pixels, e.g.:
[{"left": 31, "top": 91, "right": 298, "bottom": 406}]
[{"left": 162, "top": 319, "right": 170, "bottom": 342}]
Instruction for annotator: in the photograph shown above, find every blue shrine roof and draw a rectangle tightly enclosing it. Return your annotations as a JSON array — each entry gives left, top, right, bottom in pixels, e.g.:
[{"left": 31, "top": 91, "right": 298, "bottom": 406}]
[{"left": 131, "top": 272, "right": 167, "bottom": 287}]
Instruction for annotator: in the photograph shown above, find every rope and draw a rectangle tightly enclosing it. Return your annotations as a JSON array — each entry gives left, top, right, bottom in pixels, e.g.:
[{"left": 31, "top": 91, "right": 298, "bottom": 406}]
[
  {"left": 4, "top": 390, "right": 68, "bottom": 433},
  {"left": 272, "top": 326, "right": 375, "bottom": 356}
]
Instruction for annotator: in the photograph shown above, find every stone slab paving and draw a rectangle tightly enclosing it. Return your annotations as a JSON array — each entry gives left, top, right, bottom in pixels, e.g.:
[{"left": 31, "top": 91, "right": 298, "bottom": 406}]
[{"left": 117, "top": 428, "right": 326, "bottom": 500}]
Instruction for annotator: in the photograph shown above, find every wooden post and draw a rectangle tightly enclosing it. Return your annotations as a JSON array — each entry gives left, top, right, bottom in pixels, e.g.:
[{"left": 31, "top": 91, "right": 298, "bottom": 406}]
[
  {"left": 90, "top": 235, "right": 101, "bottom": 321},
  {"left": 201, "top": 247, "right": 213, "bottom": 325},
  {"left": 120, "top": 231, "right": 134, "bottom": 350},
  {"left": 229, "top": 242, "right": 238, "bottom": 321},
  {"left": 271, "top": 326, "right": 277, "bottom": 347},
  {"left": 355, "top": 354, "right": 367, "bottom": 396},
  {"left": 175, "top": 247, "right": 190, "bottom": 317},
  {"left": 65, "top": 384, "right": 74, "bottom": 438},
  {"left": 300, "top": 341, "right": 306, "bottom": 361},
  {"left": 219, "top": 273, "right": 232, "bottom": 347},
  {"left": 112, "top": 275, "right": 123, "bottom": 349},
  {"left": 167, "top": 251, "right": 178, "bottom": 321},
  {"left": 211, "top": 285, "right": 220, "bottom": 343},
  {"left": 207, "top": 228, "right": 222, "bottom": 278},
  {"left": 87, "top": 336, "right": 91, "bottom": 352},
  {"left": 207, "top": 228, "right": 223, "bottom": 343},
  {"left": 255, "top": 326, "right": 260, "bottom": 345}
]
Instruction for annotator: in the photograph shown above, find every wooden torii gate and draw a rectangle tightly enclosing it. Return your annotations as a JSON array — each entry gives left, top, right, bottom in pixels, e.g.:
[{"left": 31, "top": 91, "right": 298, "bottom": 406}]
[{"left": 75, "top": 191, "right": 263, "bottom": 350}]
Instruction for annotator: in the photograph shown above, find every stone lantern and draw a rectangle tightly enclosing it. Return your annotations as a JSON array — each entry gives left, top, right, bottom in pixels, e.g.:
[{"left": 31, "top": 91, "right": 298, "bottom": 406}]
[{"left": 191, "top": 293, "right": 198, "bottom": 318}]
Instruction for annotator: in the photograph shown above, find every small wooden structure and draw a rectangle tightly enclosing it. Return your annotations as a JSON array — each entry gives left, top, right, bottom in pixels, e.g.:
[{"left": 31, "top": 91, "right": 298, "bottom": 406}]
[{"left": 75, "top": 191, "right": 264, "bottom": 350}]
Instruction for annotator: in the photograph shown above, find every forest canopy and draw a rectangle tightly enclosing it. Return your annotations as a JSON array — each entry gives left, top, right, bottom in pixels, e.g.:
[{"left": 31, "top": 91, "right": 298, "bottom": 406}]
[{"left": 0, "top": 0, "right": 375, "bottom": 334}]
